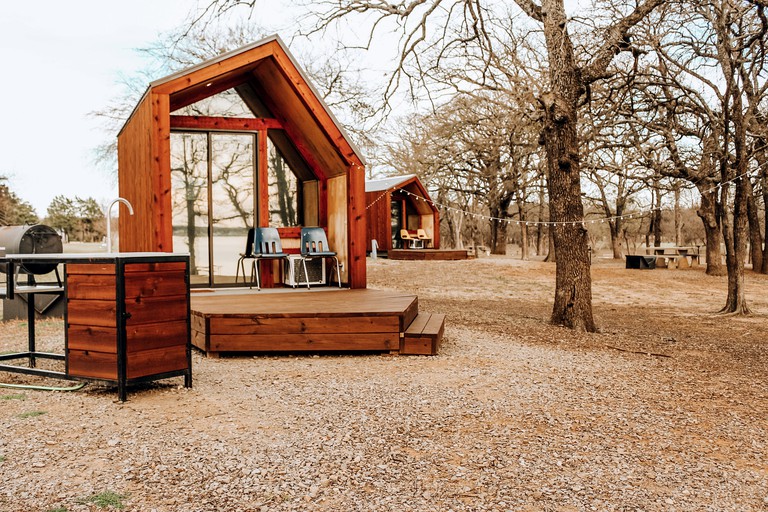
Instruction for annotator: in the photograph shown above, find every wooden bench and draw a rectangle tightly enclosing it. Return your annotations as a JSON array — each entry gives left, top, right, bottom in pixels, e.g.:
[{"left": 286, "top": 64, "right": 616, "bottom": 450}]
[{"left": 402, "top": 313, "right": 445, "bottom": 355}]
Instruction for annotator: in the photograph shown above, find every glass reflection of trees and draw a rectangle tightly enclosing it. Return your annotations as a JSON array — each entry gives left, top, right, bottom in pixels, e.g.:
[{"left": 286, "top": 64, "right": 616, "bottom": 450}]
[
  {"left": 268, "top": 139, "right": 299, "bottom": 227},
  {"left": 171, "top": 132, "right": 208, "bottom": 275}
]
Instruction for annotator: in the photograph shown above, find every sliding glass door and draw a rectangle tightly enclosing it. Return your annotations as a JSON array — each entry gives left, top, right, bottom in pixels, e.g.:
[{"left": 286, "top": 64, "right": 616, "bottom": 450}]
[{"left": 171, "top": 132, "right": 257, "bottom": 286}]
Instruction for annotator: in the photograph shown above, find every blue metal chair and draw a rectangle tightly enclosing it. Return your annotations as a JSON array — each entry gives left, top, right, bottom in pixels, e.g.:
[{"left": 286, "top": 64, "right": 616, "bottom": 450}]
[
  {"left": 299, "top": 227, "right": 341, "bottom": 289},
  {"left": 235, "top": 228, "right": 256, "bottom": 286},
  {"left": 252, "top": 227, "right": 288, "bottom": 290}
]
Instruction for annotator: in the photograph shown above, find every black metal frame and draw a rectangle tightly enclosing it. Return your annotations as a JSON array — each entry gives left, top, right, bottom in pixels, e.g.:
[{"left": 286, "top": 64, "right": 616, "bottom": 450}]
[{"left": 0, "top": 253, "right": 192, "bottom": 402}]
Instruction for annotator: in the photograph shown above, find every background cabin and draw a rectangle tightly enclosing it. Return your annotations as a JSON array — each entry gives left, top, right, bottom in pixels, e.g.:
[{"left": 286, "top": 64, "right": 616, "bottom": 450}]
[
  {"left": 365, "top": 174, "right": 440, "bottom": 253},
  {"left": 116, "top": 35, "right": 366, "bottom": 288}
]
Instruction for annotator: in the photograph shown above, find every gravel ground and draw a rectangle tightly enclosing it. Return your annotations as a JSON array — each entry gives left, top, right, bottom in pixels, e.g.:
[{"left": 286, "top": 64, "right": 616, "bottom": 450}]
[{"left": 1, "top": 254, "right": 767, "bottom": 511}]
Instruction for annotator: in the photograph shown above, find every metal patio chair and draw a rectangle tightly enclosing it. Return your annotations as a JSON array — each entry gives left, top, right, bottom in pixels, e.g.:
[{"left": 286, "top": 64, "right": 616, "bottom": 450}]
[
  {"left": 299, "top": 227, "right": 341, "bottom": 289},
  {"left": 235, "top": 228, "right": 256, "bottom": 286},
  {"left": 252, "top": 227, "right": 288, "bottom": 290}
]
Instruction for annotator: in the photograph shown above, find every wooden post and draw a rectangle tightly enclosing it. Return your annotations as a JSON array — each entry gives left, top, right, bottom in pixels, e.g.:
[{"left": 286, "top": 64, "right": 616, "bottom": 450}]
[{"left": 347, "top": 163, "right": 367, "bottom": 289}]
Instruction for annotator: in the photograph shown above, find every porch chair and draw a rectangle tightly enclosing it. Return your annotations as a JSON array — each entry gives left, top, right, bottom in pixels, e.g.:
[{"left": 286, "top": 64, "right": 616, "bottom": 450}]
[
  {"left": 235, "top": 228, "right": 256, "bottom": 286},
  {"left": 252, "top": 227, "right": 288, "bottom": 290},
  {"left": 417, "top": 229, "right": 431, "bottom": 248},
  {"left": 300, "top": 227, "right": 341, "bottom": 289},
  {"left": 400, "top": 229, "right": 418, "bottom": 249}
]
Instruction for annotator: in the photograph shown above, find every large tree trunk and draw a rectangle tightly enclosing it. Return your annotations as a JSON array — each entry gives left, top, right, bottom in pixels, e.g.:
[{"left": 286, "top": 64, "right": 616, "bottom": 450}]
[
  {"left": 545, "top": 229, "right": 556, "bottom": 262},
  {"left": 720, "top": 108, "right": 750, "bottom": 314},
  {"left": 520, "top": 221, "right": 529, "bottom": 260},
  {"left": 536, "top": 177, "right": 547, "bottom": 256},
  {"left": 746, "top": 187, "right": 762, "bottom": 272},
  {"left": 755, "top": 151, "right": 768, "bottom": 274},
  {"left": 518, "top": 199, "right": 529, "bottom": 260},
  {"left": 674, "top": 185, "right": 683, "bottom": 246},
  {"left": 452, "top": 210, "right": 464, "bottom": 250},
  {"left": 609, "top": 220, "right": 623, "bottom": 259},
  {"left": 721, "top": 179, "right": 751, "bottom": 314},
  {"left": 696, "top": 185, "right": 725, "bottom": 276},
  {"left": 489, "top": 215, "right": 508, "bottom": 254},
  {"left": 539, "top": 0, "right": 595, "bottom": 331},
  {"left": 653, "top": 185, "right": 662, "bottom": 247}
]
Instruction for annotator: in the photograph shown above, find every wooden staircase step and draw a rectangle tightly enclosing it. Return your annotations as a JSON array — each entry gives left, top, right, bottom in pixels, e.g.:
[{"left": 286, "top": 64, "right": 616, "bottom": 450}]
[{"left": 402, "top": 313, "right": 445, "bottom": 355}]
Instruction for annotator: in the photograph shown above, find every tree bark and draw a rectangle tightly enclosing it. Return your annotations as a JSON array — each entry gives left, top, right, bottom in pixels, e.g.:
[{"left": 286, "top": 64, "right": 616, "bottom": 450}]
[
  {"left": 674, "top": 185, "right": 683, "bottom": 247},
  {"left": 608, "top": 220, "right": 623, "bottom": 259},
  {"left": 760, "top": 155, "right": 768, "bottom": 273},
  {"left": 696, "top": 185, "right": 725, "bottom": 276},
  {"left": 746, "top": 186, "right": 762, "bottom": 272},
  {"left": 520, "top": 221, "right": 529, "bottom": 260},
  {"left": 539, "top": 0, "right": 594, "bottom": 331},
  {"left": 653, "top": 184, "right": 662, "bottom": 247},
  {"left": 536, "top": 176, "right": 547, "bottom": 256},
  {"left": 518, "top": 198, "right": 529, "bottom": 260},
  {"left": 721, "top": 179, "right": 751, "bottom": 314},
  {"left": 544, "top": 228, "right": 556, "bottom": 262},
  {"left": 489, "top": 215, "right": 508, "bottom": 254}
]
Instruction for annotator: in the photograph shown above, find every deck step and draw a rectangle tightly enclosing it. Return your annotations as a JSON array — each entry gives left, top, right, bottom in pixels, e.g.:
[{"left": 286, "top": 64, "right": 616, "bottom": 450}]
[{"left": 402, "top": 313, "right": 445, "bottom": 355}]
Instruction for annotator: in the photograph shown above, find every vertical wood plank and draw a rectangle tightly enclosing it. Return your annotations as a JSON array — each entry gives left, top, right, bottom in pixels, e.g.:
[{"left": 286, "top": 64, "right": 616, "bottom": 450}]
[
  {"left": 347, "top": 163, "right": 367, "bottom": 288},
  {"left": 153, "top": 92, "right": 173, "bottom": 252},
  {"left": 257, "top": 128, "right": 274, "bottom": 287},
  {"left": 118, "top": 95, "right": 154, "bottom": 253},
  {"left": 327, "top": 175, "right": 348, "bottom": 284}
]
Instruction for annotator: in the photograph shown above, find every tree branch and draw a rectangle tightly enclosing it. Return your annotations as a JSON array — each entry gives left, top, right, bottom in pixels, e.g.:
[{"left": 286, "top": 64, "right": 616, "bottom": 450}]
[{"left": 581, "top": 0, "right": 666, "bottom": 84}]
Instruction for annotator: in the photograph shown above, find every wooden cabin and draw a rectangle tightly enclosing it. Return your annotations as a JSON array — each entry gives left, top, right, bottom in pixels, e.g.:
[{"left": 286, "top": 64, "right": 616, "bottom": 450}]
[
  {"left": 365, "top": 174, "right": 440, "bottom": 253},
  {"left": 117, "top": 35, "right": 366, "bottom": 289}
]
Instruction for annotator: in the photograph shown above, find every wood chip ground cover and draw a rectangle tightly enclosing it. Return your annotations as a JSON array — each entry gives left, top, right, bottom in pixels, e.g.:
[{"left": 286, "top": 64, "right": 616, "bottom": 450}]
[{"left": 0, "top": 255, "right": 766, "bottom": 511}]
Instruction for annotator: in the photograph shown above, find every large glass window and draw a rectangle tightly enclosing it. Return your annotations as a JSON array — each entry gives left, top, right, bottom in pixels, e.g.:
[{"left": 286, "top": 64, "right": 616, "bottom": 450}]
[
  {"left": 211, "top": 134, "right": 256, "bottom": 285},
  {"left": 267, "top": 138, "right": 299, "bottom": 227},
  {"left": 171, "top": 132, "right": 256, "bottom": 286},
  {"left": 171, "top": 132, "right": 210, "bottom": 285},
  {"left": 171, "top": 127, "right": 307, "bottom": 287}
]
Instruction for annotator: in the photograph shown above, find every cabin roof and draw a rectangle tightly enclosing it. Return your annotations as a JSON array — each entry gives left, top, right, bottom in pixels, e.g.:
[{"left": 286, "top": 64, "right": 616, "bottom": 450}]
[
  {"left": 120, "top": 34, "right": 365, "bottom": 173},
  {"left": 366, "top": 174, "right": 438, "bottom": 215},
  {"left": 365, "top": 174, "right": 419, "bottom": 192}
]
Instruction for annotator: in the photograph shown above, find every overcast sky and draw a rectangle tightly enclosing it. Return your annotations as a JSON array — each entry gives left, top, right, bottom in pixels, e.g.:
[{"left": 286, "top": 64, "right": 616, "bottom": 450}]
[{"left": 0, "top": 2, "right": 192, "bottom": 214}]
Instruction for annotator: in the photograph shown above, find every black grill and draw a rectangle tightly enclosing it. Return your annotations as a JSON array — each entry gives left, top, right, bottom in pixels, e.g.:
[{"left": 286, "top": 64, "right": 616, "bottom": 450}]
[{"left": 0, "top": 225, "right": 63, "bottom": 275}]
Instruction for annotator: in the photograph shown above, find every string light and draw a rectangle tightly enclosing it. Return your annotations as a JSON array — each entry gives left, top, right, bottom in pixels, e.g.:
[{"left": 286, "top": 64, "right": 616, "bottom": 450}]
[{"left": 363, "top": 167, "right": 762, "bottom": 227}]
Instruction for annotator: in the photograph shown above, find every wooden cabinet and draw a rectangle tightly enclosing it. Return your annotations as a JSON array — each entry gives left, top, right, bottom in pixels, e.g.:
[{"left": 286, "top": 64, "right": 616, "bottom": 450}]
[{"left": 65, "top": 256, "right": 191, "bottom": 400}]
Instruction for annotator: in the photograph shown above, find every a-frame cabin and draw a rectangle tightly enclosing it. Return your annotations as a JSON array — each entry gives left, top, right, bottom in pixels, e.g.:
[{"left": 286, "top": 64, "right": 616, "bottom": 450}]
[
  {"left": 117, "top": 35, "right": 366, "bottom": 288},
  {"left": 365, "top": 174, "right": 440, "bottom": 253}
]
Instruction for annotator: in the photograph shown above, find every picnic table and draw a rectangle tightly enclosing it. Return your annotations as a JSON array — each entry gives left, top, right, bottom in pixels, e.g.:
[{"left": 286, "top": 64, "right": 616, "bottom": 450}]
[{"left": 626, "top": 246, "right": 701, "bottom": 270}]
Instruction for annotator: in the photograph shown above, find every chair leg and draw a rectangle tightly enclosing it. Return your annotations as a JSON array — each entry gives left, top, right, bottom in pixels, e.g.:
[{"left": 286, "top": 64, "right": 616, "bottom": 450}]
[
  {"left": 302, "top": 258, "right": 311, "bottom": 289},
  {"left": 235, "top": 256, "right": 244, "bottom": 284},
  {"left": 253, "top": 260, "right": 261, "bottom": 290}
]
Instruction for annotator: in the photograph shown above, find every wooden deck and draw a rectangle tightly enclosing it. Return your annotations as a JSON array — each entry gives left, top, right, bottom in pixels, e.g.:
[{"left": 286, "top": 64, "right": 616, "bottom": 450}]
[
  {"left": 389, "top": 249, "right": 471, "bottom": 261},
  {"left": 190, "top": 288, "right": 444, "bottom": 356}
]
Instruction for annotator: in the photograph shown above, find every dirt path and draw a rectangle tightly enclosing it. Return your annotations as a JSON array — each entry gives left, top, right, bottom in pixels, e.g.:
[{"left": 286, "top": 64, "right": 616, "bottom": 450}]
[{"left": 1, "top": 255, "right": 766, "bottom": 511}]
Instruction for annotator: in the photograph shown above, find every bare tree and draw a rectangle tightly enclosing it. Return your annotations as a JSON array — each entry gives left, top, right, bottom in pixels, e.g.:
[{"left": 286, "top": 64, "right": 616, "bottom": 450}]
[
  {"left": 636, "top": 0, "right": 768, "bottom": 312},
  {"left": 293, "top": 0, "right": 664, "bottom": 331}
]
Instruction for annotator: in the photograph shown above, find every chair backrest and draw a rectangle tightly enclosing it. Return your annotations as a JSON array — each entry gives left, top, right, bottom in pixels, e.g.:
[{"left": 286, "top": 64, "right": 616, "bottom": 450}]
[
  {"left": 243, "top": 228, "right": 255, "bottom": 257},
  {"left": 400, "top": 229, "right": 411, "bottom": 240},
  {"left": 254, "top": 227, "right": 284, "bottom": 256},
  {"left": 417, "top": 229, "right": 428, "bottom": 239},
  {"left": 301, "top": 227, "right": 332, "bottom": 255}
]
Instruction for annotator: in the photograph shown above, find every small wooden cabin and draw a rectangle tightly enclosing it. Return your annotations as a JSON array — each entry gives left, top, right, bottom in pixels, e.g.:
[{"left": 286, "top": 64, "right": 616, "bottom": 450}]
[
  {"left": 117, "top": 35, "right": 366, "bottom": 289},
  {"left": 365, "top": 174, "right": 440, "bottom": 252}
]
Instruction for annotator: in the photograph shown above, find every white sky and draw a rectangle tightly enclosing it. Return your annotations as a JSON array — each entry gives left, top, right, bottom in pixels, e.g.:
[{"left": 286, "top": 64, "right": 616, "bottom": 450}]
[
  {"left": 0, "top": 1, "right": 395, "bottom": 217},
  {"left": 0, "top": 1, "right": 199, "bottom": 214},
  {"left": 0, "top": 1, "right": 308, "bottom": 217}
]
